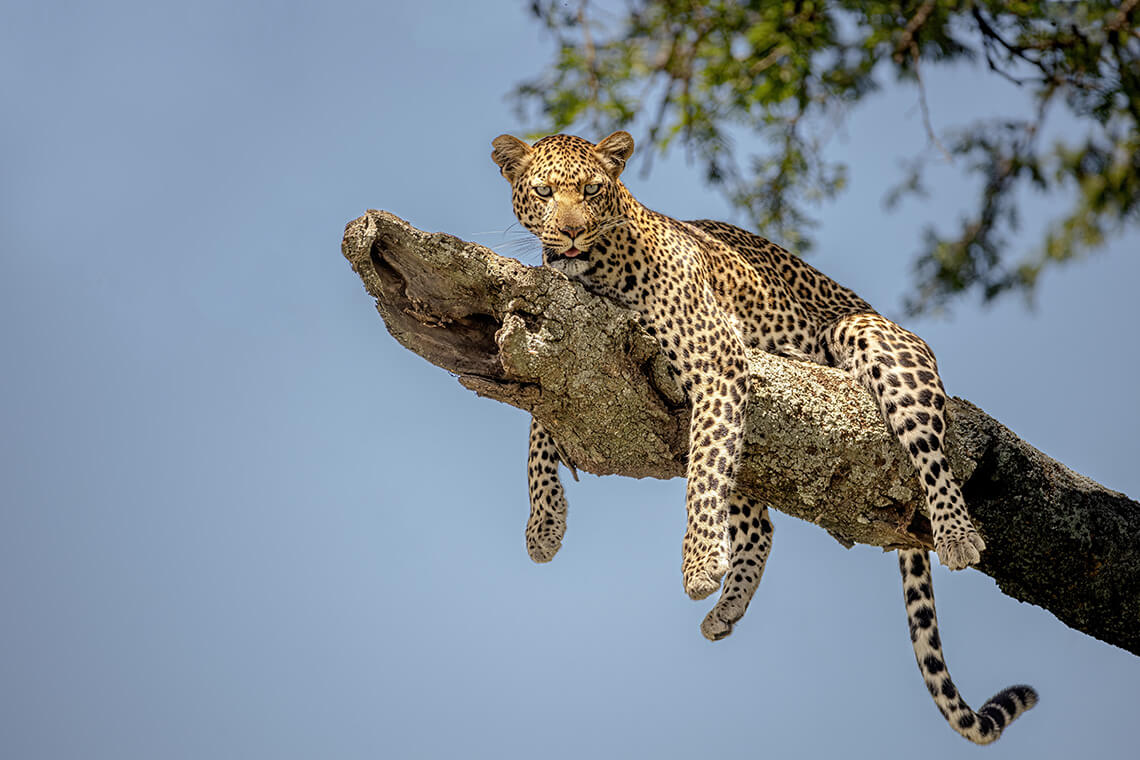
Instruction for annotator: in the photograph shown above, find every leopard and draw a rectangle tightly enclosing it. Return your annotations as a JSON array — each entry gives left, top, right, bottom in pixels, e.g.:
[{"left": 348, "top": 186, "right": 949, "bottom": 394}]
[{"left": 492, "top": 130, "right": 1037, "bottom": 744}]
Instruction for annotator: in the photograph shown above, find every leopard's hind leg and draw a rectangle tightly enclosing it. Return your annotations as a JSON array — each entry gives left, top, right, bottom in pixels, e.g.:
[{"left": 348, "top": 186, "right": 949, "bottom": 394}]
[
  {"left": 700, "top": 493, "right": 774, "bottom": 641},
  {"left": 824, "top": 314, "right": 984, "bottom": 570}
]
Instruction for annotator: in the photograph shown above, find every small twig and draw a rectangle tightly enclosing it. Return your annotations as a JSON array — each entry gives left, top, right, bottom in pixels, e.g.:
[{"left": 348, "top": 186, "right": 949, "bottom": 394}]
[
  {"left": 970, "top": 5, "right": 1078, "bottom": 88},
  {"left": 980, "top": 45, "right": 1029, "bottom": 87},
  {"left": 893, "top": 0, "right": 936, "bottom": 63},
  {"left": 893, "top": 4, "right": 953, "bottom": 163},
  {"left": 912, "top": 47, "right": 953, "bottom": 162},
  {"left": 1106, "top": 0, "right": 1139, "bottom": 33},
  {"left": 749, "top": 44, "right": 791, "bottom": 75},
  {"left": 640, "top": 75, "right": 677, "bottom": 179},
  {"left": 637, "top": 27, "right": 685, "bottom": 178},
  {"left": 678, "top": 21, "right": 714, "bottom": 151},
  {"left": 577, "top": 0, "right": 601, "bottom": 130}
]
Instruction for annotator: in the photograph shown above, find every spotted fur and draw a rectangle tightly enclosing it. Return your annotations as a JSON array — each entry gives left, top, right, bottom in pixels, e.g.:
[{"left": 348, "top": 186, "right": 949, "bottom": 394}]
[
  {"left": 525, "top": 418, "right": 568, "bottom": 563},
  {"left": 492, "top": 131, "right": 1036, "bottom": 742}
]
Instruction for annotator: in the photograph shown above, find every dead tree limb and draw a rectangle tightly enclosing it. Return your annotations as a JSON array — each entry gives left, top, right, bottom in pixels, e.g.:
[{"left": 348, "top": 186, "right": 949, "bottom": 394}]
[{"left": 342, "top": 209, "right": 1140, "bottom": 655}]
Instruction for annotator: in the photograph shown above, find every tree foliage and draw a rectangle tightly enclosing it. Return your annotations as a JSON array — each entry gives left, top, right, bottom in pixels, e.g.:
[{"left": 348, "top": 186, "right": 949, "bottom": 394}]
[{"left": 512, "top": 0, "right": 1139, "bottom": 314}]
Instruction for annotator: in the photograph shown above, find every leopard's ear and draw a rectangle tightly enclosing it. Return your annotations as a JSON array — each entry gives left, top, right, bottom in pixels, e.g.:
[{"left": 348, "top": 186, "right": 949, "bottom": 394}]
[
  {"left": 594, "top": 131, "right": 634, "bottom": 179},
  {"left": 491, "top": 134, "right": 533, "bottom": 183}
]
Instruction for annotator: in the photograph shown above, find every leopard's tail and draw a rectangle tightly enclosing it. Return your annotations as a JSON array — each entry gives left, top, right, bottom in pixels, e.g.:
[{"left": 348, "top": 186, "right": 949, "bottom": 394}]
[{"left": 898, "top": 549, "right": 1037, "bottom": 744}]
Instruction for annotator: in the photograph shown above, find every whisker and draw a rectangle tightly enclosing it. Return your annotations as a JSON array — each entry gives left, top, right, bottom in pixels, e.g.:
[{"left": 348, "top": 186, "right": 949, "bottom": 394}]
[
  {"left": 465, "top": 222, "right": 533, "bottom": 239},
  {"left": 491, "top": 234, "right": 543, "bottom": 264},
  {"left": 502, "top": 238, "right": 541, "bottom": 251}
]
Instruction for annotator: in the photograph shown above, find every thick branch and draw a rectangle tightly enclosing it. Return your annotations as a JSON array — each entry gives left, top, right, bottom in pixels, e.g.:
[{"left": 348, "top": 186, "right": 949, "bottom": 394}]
[{"left": 342, "top": 210, "right": 1140, "bottom": 655}]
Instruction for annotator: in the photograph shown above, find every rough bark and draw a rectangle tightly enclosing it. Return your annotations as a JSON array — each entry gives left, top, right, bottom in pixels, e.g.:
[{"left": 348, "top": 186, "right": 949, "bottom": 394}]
[{"left": 342, "top": 209, "right": 1140, "bottom": 656}]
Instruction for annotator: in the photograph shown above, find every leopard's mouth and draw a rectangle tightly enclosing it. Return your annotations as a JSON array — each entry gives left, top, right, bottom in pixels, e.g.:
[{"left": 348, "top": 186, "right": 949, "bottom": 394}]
[{"left": 546, "top": 246, "right": 590, "bottom": 264}]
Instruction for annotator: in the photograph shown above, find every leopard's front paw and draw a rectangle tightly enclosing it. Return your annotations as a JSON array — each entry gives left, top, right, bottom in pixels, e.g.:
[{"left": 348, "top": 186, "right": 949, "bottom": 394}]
[
  {"left": 525, "top": 515, "right": 566, "bottom": 564},
  {"left": 682, "top": 554, "right": 729, "bottom": 600},
  {"left": 934, "top": 527, "right": 985, "bottom": 570}
]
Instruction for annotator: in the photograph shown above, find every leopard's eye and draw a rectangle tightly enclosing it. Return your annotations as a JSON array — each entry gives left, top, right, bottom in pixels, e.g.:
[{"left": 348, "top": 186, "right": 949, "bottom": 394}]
[
  {"left": 583, "top": 183, "right": 601, "bottom": 197},
  {"left": 533, "top": 185, "right": 553, "bottom": 198}
]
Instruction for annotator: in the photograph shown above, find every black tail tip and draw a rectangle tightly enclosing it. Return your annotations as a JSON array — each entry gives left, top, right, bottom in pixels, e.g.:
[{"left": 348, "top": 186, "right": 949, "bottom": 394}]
[
  {"left": 984, "top": 684, "right": 1039, "bottom": 724},
  {"left": 1000, "top": 684, "right": 1039, "bottom": 711},
  {"left": 965, "top": 684, "right": 1038, "bottom": 744}
]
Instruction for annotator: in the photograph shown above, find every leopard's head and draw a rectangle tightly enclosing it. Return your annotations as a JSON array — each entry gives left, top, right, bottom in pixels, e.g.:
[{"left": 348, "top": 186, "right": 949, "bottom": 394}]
[{"left": 491, "top": 131, "right": 633, "bottom": 274}]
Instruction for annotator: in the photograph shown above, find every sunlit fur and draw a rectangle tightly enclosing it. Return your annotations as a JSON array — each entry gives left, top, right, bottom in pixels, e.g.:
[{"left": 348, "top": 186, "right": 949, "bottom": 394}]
[{"left": 492, "top": 131, "right": 1037, "bottom": 743}]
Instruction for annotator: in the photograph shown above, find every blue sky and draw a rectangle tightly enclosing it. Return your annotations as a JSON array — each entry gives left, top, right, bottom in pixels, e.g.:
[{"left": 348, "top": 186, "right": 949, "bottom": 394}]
[{"left": 2, "top": 1, "right": 1137, "bottom": 758}]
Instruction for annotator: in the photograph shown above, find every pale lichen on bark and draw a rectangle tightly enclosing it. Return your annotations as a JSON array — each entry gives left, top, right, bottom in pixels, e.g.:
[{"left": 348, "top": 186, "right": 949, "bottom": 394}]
[{"left": 343, "top": 209, "right": 1140, "bottom": 655}]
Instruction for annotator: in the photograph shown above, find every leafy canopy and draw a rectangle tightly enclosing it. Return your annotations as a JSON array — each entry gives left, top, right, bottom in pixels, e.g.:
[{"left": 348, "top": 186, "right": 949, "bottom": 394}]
[{"left": 512, "top": 0, "right": 1139, "bottom": 314}]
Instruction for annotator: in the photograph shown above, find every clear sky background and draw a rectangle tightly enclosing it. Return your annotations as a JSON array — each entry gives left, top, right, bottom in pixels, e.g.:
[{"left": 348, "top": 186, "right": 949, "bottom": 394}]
[{"left": 2, "top": 2, "right": 1138, "bottom": 758}]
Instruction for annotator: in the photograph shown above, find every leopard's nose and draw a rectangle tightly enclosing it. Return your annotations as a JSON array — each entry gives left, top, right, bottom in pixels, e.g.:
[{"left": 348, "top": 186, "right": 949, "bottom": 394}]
[{"left": 560, "top": 226, "right": 585, "bottom": 239}]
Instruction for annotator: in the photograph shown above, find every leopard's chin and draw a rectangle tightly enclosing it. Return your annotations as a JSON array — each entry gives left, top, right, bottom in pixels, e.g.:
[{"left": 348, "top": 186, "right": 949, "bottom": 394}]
[{"left": 546, "top": 252, "right": 593, "bottom": 278}]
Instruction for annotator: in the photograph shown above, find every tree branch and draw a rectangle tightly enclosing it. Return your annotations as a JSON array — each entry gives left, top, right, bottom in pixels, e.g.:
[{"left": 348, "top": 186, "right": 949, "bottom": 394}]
[{"left": 343, "top": 209, "right": 1140, "bottom": 656}]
